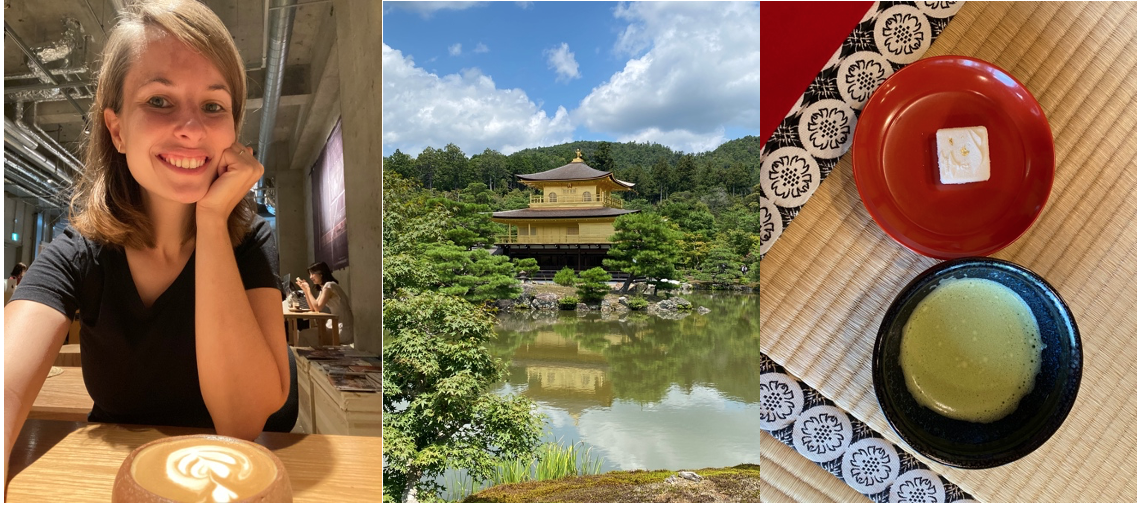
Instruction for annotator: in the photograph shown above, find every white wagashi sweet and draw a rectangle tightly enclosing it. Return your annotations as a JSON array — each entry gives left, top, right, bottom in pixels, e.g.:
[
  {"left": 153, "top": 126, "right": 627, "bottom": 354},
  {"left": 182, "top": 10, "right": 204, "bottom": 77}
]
[{"left": 936, "top": 126, "right": 990, "bottom": 184}]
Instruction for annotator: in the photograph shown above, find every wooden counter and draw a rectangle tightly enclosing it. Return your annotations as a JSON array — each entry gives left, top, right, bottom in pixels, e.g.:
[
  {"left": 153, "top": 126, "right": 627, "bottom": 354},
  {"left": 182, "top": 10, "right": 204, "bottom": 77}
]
[
  {"left": 29, "top": 367, "right": 91, "bottom": 422},
  {"left": 6, "top": 419, "right": 382, "bottom": 503}
]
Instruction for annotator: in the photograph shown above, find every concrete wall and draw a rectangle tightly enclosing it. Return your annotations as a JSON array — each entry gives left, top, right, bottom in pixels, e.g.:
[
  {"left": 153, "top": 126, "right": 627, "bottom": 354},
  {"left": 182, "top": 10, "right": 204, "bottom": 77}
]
[{"left": 332, "top": 0, "right": 382, "bottom": 354}]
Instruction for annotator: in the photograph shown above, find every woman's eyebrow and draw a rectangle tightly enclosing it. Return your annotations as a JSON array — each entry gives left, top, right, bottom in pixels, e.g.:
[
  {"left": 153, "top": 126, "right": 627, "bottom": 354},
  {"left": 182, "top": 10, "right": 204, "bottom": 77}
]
[{"left": 139, "top": 76, "right": 231, "bottom": 94}]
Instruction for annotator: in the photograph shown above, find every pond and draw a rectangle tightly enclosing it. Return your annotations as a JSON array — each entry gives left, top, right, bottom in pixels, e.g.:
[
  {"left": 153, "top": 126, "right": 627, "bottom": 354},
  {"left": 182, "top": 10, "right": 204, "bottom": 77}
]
[{"left": 488, "top": 291, "right": 769, "bottom": 473}]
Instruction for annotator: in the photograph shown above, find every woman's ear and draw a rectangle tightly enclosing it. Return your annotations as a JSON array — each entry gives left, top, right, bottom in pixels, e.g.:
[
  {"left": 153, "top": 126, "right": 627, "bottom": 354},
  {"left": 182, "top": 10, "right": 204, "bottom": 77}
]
[{"left": 104, "top": 108, "right": 124, "bottom": 152}]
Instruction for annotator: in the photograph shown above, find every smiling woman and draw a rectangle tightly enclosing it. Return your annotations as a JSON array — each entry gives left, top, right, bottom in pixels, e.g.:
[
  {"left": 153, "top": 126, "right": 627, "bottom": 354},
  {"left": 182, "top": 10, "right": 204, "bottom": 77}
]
[{"left": 3, "top": 0, "right": 291, "bottom": 487}]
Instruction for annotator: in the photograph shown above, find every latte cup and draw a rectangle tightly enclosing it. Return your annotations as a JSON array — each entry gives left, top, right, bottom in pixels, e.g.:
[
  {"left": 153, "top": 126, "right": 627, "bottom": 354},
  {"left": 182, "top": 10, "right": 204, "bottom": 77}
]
[{"left": 112, "top": 435, "right": 292, "bottom": 503}]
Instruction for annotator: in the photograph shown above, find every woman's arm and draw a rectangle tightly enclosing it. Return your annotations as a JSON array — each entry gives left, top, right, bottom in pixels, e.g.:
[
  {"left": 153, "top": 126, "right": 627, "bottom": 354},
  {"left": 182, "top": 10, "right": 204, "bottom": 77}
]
[
  {"left": 194, "top": 143, "right": 289, "bottom": 440},
  {"left": 301, "top": 281, "right": 331, "bottom": 312},
  {"left": 4, "top": 301, "right": 70, "bottom": 490}
]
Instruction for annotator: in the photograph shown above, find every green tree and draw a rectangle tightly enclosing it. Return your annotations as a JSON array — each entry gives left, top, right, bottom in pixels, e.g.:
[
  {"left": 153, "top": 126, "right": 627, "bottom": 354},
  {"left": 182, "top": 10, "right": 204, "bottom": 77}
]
[
  {"left": 696, "top": 244, "right": 745, "bottom": 286},
  {"left": 604, "top": 212, "right": 683, "bottom": 293},
  {"left": 590, "top": 141, "right": 615, "bottom": 173},
  {"left": 422, "top": 244, "right": 523, "bottom": 304},
  {"left": 575, "top": 267, "right": 612, "bottom": 303},
  {"left": 658, "top": 196, "right": 716, "bottom": 241},
  {"left": 436, "top": 143, "right": 471, "bottom": 190},
  {"left": 651, "top": 156, "right": 673, "bottom": 200},
  {"left": 471, "top": 148, "right": 510, "bottom": 190},
  {"left": 382, "top": 291, "right": 544, "bottom": 502},
  {"left": 424, "top": 197, "right": 503, "bottom": 249},
  {"left": 724, "top": 161, "right": 751, "bottom": 196},
  {"left": 675, "top": 154, "right": 696, "bottom": 191},
  {"left": 415, "top": 146, "right": 440, "bottom": 189},
  {"left": 514, "top": 257, "right": 540, "bottom": 281},
  {"left": 385, "top": 149, "right": 415, "bottom": 180},
  {"left": 553, "top": 266, "right": 578, "bottom": 286}
]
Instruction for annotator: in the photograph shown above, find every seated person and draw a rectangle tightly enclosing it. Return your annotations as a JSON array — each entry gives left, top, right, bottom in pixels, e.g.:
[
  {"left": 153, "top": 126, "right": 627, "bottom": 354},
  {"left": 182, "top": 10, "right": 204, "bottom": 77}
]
[
  {"left": 4, "top": 0, "right": 290, "bottom": 483},
  {"left": 297, "top": 262, "right": 354, "bottom": 345}
]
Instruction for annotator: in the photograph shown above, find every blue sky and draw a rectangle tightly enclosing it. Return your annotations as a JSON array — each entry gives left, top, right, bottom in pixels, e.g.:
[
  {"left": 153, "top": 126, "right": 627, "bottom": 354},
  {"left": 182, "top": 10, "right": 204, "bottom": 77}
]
[{"left": 382, "top": 1, "right": 760, "bottom": 157}]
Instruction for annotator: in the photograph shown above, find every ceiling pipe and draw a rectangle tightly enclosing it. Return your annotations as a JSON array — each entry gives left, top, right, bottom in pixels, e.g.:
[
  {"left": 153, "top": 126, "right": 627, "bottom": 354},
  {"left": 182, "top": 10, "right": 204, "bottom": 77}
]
[
  {"left": 6, "top": 154, "right": 67, "bottom": 191},
  {"left": 4, "top": 66, "right": 89, "bottom": 81},
  {"left": 3, "top": 80, "right": 93, "bottom": 93},
  {"left": 4, "top": 158, "right": 67, "bottom": 205},
  {"left": 27, "top": 102, "right": 84, "bottom": 170},
  {"left": 3, "top": 179, "right": 64, "bottom": 210},
  {"left": 255, "top": 0, "right": 297, "bottom": 207},
  {"left": 4, "top": 21, "right": 88, "bottom": 121},
  {"left": 4, "top": 117, "right": 40, "bottom": 150},
  {"left": 14, "top": 104, "right": 81, "bottom": 180}
]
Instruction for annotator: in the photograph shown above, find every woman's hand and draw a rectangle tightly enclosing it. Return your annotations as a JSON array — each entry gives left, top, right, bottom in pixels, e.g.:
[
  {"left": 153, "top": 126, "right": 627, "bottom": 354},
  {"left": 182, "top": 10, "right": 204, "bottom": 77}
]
[
  {"left": 197, "top": 142, "right": 262, "bottom": 221},
  {"left": 298, "top": 279, "right": 311, "bottom": 294}
]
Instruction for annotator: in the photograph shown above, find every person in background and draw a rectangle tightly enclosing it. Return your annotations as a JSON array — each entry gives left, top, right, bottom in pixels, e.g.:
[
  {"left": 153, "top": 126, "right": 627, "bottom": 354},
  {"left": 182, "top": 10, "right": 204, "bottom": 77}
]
[
  {"left": 297, "top": 261, "right": 354, "bottom": 345},
  {"left": 4, "top": 0, "right": 290, "bottom": 486},
  {"left": 4, "top": 263, "right": 27, "bottom": 305}
]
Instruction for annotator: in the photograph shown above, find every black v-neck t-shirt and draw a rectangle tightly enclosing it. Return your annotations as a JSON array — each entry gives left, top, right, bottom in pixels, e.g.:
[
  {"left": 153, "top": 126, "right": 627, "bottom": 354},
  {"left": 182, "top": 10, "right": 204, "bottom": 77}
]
[{"left": 12, "top": 216, "right": 279, "bottom": 428}]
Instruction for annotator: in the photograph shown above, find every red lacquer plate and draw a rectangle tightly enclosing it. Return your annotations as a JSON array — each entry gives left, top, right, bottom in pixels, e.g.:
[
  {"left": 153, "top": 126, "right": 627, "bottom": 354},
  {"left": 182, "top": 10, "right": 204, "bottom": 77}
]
[{"left": 852, "top": 56, "right": 1054, "bottom": 259}]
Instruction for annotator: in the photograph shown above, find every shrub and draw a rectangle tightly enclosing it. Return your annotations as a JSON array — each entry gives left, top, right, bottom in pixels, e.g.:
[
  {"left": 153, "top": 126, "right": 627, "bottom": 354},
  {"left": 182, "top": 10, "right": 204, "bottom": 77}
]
[
  {"left": 575, "top": 267, "right": 612, "bottom": 304},
  {"left": 626, "top": 297, "right": 649, "bottom": 311},
  {"left": 558, "top": 296, "right": 579, "bottom": 310},
  {"left": 553, "top": 266, "right": 578, "bottom": 286}
]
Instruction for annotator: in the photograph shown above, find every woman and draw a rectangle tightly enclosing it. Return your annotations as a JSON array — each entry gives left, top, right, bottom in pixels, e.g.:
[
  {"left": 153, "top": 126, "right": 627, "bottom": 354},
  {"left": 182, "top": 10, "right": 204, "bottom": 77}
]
[
  {"left": 4, "top": 262, "right": 27, "bottom": 305},
  {"left": 297, "top": 261, "right": 354, "bottom": 345},
  {"left": 4, "top": 0, "right": 289, "bottom": 476}
]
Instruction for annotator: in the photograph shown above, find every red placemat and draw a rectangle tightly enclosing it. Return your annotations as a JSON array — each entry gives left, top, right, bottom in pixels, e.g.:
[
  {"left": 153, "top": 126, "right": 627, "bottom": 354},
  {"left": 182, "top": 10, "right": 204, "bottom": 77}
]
[{"left": 760, "top": 1, "right": 874, "bottom": 144}]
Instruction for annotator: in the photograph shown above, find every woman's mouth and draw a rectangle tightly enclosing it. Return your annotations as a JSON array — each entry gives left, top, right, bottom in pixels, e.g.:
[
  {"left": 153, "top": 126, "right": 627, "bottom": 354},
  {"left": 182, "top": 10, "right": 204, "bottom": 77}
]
[{"left": 157, "top": 153, "right": 209, "bottom": 172}]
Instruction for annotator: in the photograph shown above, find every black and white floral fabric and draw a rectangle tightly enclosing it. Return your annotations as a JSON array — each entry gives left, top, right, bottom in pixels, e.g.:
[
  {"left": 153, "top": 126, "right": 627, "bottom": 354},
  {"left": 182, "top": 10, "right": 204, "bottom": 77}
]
[
  {"left": 754, "top": 360, "right": 975, "bottom": 503},
  {"left": 754, "top": 1, "right": 963, "bottom": 260}
]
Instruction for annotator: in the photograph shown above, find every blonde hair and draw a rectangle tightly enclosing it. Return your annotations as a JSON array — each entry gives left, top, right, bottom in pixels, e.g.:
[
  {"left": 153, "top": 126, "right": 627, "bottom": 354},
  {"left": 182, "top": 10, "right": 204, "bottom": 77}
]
[{"left": 70, "top": 0, "right": 255, "bottom": 248}]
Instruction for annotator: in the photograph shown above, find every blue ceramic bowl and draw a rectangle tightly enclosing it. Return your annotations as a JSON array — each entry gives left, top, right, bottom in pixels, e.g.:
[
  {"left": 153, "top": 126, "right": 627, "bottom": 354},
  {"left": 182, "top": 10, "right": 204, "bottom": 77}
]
[{"left": 872, "top": 257, "right": 1081, "bottom": 468}]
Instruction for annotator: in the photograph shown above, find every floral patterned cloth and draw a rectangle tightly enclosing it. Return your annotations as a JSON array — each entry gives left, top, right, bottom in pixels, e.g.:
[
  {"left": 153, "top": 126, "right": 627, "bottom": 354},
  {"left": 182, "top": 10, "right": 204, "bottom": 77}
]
[
  {"left": 755, "top": 4, "right": 973, "bottom": 501},
  {"left": 755, "top": 361, "right": 974, "bottom": 503},
  {"left": 754, "top": 0, "right": 964, "bottom": 258}
]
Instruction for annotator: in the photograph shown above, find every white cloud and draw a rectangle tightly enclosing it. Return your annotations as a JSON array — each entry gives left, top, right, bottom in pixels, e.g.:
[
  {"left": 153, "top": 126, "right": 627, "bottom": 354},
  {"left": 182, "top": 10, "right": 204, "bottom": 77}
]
[
  {"left": 618, "top": 127, "right": 727, "bottom": 154},
  {"left": 574, "top": 2, "right": 760, "bottom": 151},
  {"left": 382, "top": 44, "right": 575, "bottom": 156},
  {"left": 515, "top": 1, "right": 533, "bottom": 9},
  {"left": 474, "top": 42, "right": 489, "bottom": 53},
  {"left": 448, "top": 43, "right": 462, "bottom": 56},
  {"left": 545, "top": 42, "right": 581, "bottom": 83},
  {"left": 384, "top": 1, "right": 485, "bottom": 18}
]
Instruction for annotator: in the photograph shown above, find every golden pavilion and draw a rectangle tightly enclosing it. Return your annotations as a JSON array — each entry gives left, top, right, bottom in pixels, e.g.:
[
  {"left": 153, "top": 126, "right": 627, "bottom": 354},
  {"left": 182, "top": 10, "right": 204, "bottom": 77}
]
[{"left": 492, "top": 149, "right": 638, "bottom": 271}]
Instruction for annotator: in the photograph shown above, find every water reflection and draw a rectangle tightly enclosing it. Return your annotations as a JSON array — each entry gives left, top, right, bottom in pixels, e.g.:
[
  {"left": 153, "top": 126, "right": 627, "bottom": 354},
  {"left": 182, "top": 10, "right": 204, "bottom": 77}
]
[{"left": 491, "top": 292, "right": 768, "bottom": 473}]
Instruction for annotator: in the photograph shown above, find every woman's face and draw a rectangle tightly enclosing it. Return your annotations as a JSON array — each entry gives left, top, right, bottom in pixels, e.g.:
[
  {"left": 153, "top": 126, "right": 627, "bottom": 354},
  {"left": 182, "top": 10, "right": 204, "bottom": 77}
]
[
  {"left": 104, "top": 29, "right": 236, "bottom": 206},
  {"left": 309, "top": 271, "right": 321, "bottom": 285}
]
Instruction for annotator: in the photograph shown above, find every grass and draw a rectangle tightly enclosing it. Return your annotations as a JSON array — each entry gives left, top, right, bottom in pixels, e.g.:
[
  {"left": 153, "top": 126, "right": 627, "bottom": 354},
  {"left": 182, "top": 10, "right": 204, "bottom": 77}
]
[
  {"left": 443, "top": 440, "right": 606, "bottom": 502},
  {"left": 463, "top": 464, "right": 770, "bottom": 503}
]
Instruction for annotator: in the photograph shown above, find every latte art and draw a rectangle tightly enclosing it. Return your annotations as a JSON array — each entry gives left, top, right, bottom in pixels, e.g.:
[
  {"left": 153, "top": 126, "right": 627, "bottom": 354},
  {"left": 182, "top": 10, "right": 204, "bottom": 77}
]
[{"left": 131, "top": 438, "right": 278, "bottom": 502}]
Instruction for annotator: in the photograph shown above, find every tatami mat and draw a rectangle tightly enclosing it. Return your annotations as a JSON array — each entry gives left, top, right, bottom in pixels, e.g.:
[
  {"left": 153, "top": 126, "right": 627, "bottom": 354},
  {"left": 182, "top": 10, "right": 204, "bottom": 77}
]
[{"left": 753, "top": 2, "right": 1137, "bottom": 502}]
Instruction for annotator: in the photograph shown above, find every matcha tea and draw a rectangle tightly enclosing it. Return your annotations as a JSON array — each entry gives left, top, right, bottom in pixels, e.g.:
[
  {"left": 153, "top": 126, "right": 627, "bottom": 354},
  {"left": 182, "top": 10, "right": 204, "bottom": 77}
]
[{"left": 899, "top": 277, "right": 1044, "bottom": 423}]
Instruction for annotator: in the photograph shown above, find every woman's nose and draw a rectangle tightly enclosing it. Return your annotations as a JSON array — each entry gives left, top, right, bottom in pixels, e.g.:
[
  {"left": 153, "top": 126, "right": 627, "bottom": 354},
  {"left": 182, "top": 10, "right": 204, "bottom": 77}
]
[{"left": 173, "top": 108, "right": 207, "bottom": 142}]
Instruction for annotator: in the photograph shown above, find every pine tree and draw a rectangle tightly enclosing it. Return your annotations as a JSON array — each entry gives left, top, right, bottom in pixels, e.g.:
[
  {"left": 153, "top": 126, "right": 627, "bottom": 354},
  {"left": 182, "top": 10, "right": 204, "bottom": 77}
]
[{"left": 604, "top": 213, "right": 683, "bottom": 293}]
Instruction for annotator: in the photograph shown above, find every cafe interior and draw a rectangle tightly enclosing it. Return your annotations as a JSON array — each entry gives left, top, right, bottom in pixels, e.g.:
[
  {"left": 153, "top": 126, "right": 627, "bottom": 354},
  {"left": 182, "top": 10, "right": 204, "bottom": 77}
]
[{"left": 3, "top": 0, "right": 380, "bottom": 501}]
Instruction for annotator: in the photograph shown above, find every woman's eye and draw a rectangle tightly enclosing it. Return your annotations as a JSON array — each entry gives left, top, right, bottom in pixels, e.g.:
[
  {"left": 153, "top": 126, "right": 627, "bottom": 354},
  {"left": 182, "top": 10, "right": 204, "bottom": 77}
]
[
  {"left": 204, "top": 102, "right": 225, "bottom": 113},
  {"left": 146, "top": 97, "right": 169, "bottom": 108}
]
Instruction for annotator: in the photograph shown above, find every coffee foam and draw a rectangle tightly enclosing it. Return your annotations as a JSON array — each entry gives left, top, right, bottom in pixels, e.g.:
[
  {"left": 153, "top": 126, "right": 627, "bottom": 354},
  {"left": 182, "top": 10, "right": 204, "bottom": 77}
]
[{"left": 131, "top": 437, "right": 278, "bottom": 502}]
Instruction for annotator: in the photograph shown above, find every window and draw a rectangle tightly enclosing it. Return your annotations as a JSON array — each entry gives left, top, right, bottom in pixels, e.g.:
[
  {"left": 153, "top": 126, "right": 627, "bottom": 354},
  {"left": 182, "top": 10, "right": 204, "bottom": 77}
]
[
  {"left": 582, "top": 191, "right": 592, "bottom": 202},
  {"left": 547, "top": 192, "right": 557, "bottom": 203},
  {"left": 566, "top": 224, "right": 579, "bottom": 235}
]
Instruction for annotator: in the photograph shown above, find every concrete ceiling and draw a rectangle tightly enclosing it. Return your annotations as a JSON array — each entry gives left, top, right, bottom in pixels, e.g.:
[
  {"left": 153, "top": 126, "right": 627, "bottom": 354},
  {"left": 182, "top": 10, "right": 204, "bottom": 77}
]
[{"left": 3, "top": 0, "right": 329, "bottom": 171}]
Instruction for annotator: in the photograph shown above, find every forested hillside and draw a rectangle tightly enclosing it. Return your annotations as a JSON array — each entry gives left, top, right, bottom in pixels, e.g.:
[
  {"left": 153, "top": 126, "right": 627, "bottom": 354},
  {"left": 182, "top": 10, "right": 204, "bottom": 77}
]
[{"left": 383, "top": 137, "right": 762, "bottom": 202}]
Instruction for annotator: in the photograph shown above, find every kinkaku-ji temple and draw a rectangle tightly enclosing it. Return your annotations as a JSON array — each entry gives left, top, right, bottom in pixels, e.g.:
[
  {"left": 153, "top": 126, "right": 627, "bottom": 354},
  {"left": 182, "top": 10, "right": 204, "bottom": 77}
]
[{"left": 491, "top": 149, "right": 639, "bottom": 271}]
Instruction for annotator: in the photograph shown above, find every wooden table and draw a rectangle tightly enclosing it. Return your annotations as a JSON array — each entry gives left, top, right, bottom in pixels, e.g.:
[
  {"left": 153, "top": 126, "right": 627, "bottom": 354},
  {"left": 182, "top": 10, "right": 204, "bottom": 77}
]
[
  {"left": 6, "top": 419, "right": 382, "bottom": 503},
  {"left": 282, "top": 305, "right": 340, "bottom": 347},
  {"left": 30, "top": 367, "right": 91, "bottom": 422}
]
